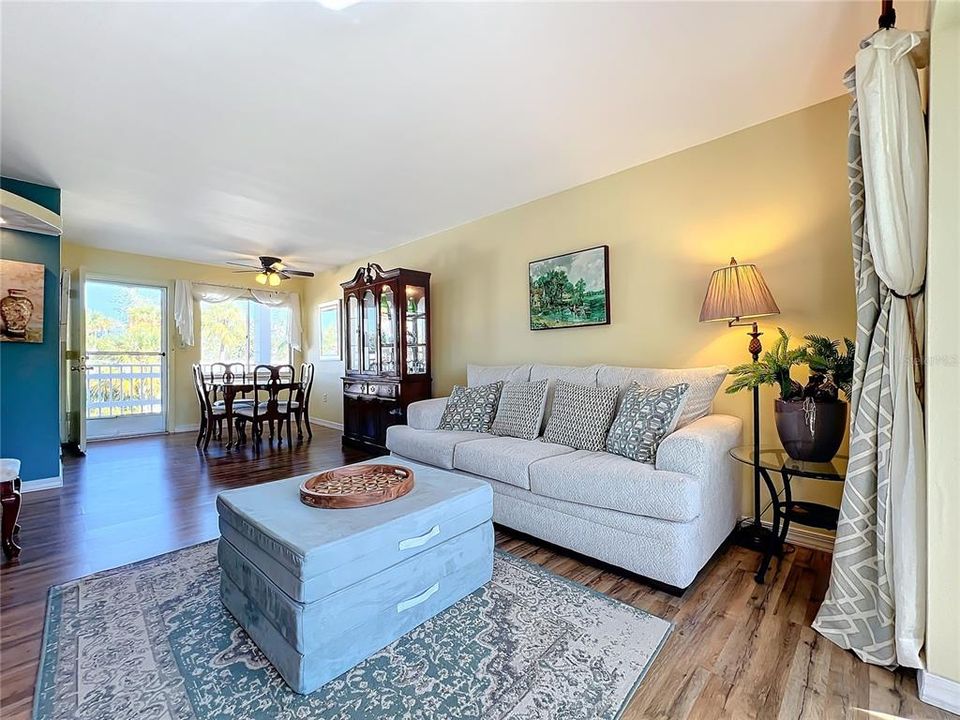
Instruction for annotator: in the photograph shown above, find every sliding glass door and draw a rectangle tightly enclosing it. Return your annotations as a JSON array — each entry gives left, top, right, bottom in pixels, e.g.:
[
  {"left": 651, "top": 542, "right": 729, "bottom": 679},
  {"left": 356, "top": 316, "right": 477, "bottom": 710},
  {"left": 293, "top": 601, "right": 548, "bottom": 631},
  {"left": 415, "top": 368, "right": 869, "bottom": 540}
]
[{"left": 83, "top": 279, "right": 168, "bottom": 439}]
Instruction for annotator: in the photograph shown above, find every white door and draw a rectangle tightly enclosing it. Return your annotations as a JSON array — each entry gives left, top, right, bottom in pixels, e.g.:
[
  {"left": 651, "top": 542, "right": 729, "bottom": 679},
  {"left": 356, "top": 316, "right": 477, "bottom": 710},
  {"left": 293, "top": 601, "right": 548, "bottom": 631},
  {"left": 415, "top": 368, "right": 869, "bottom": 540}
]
[{"left": 83, "top": 279, "right": 168, "bottom": 440}]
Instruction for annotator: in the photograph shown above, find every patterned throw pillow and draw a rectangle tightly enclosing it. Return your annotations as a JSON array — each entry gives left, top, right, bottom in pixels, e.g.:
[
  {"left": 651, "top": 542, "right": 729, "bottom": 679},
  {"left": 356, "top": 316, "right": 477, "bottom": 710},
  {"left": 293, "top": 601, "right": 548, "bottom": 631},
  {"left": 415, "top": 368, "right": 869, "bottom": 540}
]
[
  {"left": 490, "top": 380, "right": 549, "bottom": 440},
  {"left": 542, "top": 380, "right": 620, "bottom": 451},
  {"left": 606, "top": 382, "right": 689, "bottom": 464},
  {"left": 438, "top": 382, "right": 503, "bottom": 432}
]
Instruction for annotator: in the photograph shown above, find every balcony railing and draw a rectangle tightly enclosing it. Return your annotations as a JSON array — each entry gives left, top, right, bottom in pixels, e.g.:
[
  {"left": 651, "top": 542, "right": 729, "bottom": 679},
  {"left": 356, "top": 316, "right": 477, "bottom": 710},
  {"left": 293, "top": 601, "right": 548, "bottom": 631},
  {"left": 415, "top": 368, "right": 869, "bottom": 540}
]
[{"left": 85, "top": 352, "right": 163, "bottom": 419}]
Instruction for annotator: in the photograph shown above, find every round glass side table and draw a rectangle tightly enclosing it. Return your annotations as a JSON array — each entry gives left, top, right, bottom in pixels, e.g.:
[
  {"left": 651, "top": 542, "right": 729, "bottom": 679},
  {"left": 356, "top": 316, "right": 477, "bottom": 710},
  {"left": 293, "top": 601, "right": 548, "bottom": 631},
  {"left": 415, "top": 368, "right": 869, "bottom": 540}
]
[{"left": 729, "top": 447, "right": 847, "bottom": 583}]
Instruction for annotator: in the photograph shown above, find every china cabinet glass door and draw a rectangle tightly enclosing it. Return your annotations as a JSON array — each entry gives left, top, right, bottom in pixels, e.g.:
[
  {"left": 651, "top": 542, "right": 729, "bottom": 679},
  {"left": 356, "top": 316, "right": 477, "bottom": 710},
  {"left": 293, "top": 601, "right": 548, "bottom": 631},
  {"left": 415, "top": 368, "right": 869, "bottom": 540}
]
[
  {"left": 346, "top": 295, "right": 360, "bottom": 372},
  {"left": 379, "top": 286, "right": 397, "bottom": 374},
  {"left": 362, "top": 290, "right": 377, "bottom": 373},
  {"left": 405, "top": 285, "right": 427, "bottom": 375}
]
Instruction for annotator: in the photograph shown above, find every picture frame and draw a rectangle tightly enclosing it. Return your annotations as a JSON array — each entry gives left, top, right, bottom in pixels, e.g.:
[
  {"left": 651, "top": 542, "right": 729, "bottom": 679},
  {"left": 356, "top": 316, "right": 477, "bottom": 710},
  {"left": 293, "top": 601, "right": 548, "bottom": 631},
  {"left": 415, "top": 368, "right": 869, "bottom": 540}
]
[
  {"left": 0, "top": 258, "right": 45, "bottom": 343},
  {"left": 317, "top": 299, "right": 342, "bottom": 360},
  {"left": 529, "top": 245, "right": 610, "bottom": 330}
]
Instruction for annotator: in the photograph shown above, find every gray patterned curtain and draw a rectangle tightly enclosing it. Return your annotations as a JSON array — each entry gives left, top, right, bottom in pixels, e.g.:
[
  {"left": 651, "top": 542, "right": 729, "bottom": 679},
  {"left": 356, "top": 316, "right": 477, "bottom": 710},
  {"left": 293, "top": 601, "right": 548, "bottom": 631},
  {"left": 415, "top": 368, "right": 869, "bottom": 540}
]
[{"left": 812, "top": 29, "right": 927, "bottom": 669}]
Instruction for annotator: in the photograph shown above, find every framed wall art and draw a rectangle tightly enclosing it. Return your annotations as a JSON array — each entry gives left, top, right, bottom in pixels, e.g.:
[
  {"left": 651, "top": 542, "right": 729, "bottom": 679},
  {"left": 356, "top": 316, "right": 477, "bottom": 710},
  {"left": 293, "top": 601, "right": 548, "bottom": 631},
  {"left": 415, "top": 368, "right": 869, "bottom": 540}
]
[
  {"left": 0, "top": 258, "right": 45, "bottom": 343},
  {"left": 529, "top": 245, "right": 609, "bottom": 330}
]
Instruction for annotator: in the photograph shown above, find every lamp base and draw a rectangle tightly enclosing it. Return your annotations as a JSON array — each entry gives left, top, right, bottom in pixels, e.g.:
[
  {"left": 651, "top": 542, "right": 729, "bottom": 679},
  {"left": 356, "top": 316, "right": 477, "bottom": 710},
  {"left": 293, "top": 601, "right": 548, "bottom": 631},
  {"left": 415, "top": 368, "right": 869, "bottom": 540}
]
[{"left": 733, "top": 519, "right": 781, "bottom": 553}]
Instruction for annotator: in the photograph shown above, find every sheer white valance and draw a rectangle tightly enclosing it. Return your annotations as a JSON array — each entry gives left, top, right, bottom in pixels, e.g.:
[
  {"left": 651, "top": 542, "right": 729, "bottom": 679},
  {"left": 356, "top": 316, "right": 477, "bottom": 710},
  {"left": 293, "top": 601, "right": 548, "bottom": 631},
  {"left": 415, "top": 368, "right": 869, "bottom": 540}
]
[{"left": 174, "top": 279, "right": 303, "bottom": 351}]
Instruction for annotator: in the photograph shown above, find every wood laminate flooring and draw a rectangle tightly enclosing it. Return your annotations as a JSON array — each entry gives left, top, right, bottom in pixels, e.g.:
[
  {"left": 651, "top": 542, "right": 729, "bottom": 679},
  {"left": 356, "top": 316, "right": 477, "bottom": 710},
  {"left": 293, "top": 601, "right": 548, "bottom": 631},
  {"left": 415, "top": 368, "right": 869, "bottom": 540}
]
[{"left": 0, "top": 427, "right": 951, "bottom": 719}]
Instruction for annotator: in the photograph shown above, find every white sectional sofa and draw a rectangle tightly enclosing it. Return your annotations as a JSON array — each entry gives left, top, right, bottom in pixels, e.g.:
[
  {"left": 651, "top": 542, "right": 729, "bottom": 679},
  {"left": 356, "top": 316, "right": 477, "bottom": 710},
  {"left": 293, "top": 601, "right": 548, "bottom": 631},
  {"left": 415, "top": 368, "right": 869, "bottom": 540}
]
[{"left": 386, "top": 363, "right": 742, "bottom": 591}]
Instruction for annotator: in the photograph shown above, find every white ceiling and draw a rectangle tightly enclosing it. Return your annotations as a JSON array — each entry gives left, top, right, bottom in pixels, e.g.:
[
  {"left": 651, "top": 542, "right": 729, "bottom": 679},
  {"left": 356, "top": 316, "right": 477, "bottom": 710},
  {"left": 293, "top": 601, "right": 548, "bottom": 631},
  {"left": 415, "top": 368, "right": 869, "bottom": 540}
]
[{"left": 1, "top": 1, "right": 927, "bottom": 272}]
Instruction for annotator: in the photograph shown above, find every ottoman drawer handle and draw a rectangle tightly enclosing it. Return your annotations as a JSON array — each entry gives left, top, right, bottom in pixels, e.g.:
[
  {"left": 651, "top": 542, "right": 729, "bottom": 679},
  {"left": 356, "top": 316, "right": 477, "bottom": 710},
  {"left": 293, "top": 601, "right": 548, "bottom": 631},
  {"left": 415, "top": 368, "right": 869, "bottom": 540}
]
[
  {"left": 397, "top": 582, "right": 439, "bottom": 613},
  {"left": 398, "top": 525, "right": 440, "bottom": 551}
]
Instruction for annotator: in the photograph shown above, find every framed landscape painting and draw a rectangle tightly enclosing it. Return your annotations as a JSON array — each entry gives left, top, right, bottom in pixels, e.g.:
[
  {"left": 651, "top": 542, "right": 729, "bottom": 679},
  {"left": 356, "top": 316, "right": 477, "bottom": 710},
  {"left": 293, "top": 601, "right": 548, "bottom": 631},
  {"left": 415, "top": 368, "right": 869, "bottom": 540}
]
[
  {"left": 529, "top": 245, "right": 610, "bottom": 330},
  {"left": 0, "top": 259, "right": 45, "bottom": 343}
]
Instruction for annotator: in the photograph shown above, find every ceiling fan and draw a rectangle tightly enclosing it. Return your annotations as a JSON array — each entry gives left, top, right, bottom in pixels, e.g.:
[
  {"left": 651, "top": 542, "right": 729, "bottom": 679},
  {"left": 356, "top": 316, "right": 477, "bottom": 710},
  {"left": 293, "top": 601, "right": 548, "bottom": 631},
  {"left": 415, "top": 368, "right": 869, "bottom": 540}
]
[{"left": 226, "top": 256, "right": 315, "bottom": 287}]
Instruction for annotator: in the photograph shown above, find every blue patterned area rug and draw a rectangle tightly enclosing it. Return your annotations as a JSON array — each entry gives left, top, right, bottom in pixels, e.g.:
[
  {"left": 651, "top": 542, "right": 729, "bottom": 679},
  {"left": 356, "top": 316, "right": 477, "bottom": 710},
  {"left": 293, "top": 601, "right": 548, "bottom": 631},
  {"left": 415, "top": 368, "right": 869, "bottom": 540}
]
[{"left": 34, "top": 542, "right": 671, "bottom": 719}]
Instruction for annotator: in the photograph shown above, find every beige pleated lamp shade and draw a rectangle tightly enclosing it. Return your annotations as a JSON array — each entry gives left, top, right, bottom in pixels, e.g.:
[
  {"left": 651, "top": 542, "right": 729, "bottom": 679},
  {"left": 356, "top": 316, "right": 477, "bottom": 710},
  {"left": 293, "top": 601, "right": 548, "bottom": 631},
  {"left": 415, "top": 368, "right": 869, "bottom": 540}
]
[{"left": 699, "top": 257, "right": 780, "bottom": 323}]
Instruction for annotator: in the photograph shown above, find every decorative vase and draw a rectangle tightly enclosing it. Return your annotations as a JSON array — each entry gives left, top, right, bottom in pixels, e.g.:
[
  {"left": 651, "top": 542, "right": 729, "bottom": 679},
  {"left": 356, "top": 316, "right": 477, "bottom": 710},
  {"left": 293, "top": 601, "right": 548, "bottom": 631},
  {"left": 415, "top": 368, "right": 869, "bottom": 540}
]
[
  {"left": 774, "top": 398, "right": 847, "bottom": 463},
  {"left": 0, "top": 289, "right": 34, "bottom": 339}
]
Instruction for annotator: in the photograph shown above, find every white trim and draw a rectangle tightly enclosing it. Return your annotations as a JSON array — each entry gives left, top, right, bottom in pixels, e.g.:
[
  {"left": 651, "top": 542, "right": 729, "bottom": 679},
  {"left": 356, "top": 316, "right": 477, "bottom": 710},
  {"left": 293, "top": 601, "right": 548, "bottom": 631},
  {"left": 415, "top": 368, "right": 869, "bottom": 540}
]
[
  {"left": 174, "top": 423, "right": 201, "bottom": 433},
  {"left": 919, "top": 671, "right": 960, "bottom": 715},
  {"left": 745, "top": 516, "right": 837, "bottom": 553},
  {"left": 22, "top": 474, "right": 63, "bottom": 492}
]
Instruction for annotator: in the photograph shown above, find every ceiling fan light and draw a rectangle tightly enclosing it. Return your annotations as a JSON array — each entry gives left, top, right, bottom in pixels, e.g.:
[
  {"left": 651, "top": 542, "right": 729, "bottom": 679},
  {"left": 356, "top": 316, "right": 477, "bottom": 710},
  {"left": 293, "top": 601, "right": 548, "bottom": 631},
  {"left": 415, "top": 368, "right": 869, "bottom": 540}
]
[
  {"left": 255, "top": 272, "right": 268, "bottom": 285},
  {"left": 268, "top": 272, "right": 281, "bottom": 287},
  {"left": 271, "top": 261, "right": 285, "bottom": 272}
]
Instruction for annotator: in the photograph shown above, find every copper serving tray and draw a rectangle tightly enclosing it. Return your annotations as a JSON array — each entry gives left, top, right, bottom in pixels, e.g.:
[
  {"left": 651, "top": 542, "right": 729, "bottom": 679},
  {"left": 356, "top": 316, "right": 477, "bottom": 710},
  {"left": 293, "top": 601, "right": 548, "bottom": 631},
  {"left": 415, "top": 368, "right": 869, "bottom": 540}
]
[{"left": 299, "top": 464, "right": 415, "bottom": 509}]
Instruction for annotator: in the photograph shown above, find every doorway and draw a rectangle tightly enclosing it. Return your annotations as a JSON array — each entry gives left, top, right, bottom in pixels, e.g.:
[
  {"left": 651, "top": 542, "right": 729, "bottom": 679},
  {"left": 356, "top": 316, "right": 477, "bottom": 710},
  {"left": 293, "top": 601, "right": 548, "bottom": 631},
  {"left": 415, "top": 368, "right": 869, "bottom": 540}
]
[{"left": 80, "top": 278, "right": 168, "bottom": 441}]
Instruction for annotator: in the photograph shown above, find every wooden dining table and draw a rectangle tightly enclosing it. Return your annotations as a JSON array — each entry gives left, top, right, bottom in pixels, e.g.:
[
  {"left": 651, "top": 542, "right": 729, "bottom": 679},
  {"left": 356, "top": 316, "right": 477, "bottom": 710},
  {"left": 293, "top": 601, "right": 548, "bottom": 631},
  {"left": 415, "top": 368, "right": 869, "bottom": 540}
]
[{"left": 209, "top": 378, "right": 300, "bottom": 449}]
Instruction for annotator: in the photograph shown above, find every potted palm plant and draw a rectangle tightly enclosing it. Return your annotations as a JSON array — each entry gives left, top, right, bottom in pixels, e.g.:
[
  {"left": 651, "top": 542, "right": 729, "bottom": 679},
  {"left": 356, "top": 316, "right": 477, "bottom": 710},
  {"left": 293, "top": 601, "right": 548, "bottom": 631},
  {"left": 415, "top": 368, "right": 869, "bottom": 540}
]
[{"left": 726, "top": 329, "right": 854, "bottom": 462}]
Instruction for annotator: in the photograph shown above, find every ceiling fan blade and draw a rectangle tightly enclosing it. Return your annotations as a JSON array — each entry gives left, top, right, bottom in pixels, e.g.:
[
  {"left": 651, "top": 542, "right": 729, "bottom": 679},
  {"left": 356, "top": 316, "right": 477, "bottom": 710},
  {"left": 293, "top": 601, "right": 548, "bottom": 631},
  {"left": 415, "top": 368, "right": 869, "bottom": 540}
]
[
  {"left": 231, "top": 269, "right": 261, "bottom": 274},
  {"left": 226, "top": 261, "right": 263, "bottom": 270},
  {"left": 283, "top": 269, "right": 315, "bottom": 277}
]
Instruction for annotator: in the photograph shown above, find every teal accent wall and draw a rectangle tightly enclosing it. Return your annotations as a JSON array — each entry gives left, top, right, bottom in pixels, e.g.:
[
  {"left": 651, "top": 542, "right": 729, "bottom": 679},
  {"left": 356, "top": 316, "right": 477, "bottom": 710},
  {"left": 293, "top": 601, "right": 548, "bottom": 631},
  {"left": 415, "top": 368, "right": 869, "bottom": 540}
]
[{"left": 0, "top": 177, "right": 62, "bottom": 482}]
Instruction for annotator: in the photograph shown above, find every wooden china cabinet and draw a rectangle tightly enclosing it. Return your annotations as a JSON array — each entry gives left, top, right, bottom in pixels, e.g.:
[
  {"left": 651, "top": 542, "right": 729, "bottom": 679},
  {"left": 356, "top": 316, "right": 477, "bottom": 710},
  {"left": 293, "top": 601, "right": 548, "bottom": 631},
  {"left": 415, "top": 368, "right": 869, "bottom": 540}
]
[{"left": 341, "top": 263, "right": 432, "bottom": 453}]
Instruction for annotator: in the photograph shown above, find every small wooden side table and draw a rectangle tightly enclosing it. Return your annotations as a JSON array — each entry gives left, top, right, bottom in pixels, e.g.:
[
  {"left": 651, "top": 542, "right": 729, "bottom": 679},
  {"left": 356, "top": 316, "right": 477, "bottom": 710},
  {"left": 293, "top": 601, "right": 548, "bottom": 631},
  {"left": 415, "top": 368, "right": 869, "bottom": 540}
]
[
  {"left": 729, "top": 447, "right": 846, "bottom": 583},
  {"left": 1, "top": 458, "right": 23, "bottom": 559}
]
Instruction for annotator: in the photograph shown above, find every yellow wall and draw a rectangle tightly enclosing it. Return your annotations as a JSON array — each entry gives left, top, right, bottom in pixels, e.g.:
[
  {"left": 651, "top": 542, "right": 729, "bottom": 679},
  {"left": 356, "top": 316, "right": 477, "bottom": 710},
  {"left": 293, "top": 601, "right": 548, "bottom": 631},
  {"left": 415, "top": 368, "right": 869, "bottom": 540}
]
[
  {"left": 61, "top": 243, "right": 305, "bottom": 431},
  {"left": 303, "top": 96, "right": 857, "bottom": 521},
  {"left": 925, "top": 0, "right": 960, "bottom": 686}
]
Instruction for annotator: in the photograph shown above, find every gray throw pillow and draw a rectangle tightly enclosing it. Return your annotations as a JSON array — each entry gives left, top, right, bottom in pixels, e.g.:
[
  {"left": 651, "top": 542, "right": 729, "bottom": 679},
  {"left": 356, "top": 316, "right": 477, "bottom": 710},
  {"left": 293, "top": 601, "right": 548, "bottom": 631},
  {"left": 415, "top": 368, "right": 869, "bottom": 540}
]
[
  {"left": 606, "top": 382, "right": 689, "bottom": 464},
  {"left": 438, "top": 381, "right": 503, "bottom": 432},
  {"left": 490, "top": 379, "right": 549, "bottom": 440},
  {"left": 542, "top": 380, "right": 619, "bottom": 451}
]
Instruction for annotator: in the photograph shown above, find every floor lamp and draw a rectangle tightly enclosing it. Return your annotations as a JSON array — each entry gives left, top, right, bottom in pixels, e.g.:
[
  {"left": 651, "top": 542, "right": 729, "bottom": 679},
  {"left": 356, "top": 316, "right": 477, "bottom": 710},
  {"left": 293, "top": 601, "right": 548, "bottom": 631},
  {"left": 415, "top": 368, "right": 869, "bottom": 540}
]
[{"left": 699, "top": 258, "right": 780, "bottom": 549}]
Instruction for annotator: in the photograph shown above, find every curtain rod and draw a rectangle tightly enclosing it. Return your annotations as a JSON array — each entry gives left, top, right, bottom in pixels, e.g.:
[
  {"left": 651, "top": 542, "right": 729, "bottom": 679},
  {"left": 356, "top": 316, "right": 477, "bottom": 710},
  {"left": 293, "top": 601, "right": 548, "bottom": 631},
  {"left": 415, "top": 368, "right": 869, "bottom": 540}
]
[{"left": 188, "top": 279, "right": 295, "bottom": 296}]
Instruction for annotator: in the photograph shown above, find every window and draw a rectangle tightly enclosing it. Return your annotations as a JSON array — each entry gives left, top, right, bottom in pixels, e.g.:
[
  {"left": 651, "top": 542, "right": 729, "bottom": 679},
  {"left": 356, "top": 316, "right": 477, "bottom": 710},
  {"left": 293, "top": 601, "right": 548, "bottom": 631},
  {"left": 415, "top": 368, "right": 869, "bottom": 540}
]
[{"left": 200, "top": 298, "right": 291, "bottom": 367}]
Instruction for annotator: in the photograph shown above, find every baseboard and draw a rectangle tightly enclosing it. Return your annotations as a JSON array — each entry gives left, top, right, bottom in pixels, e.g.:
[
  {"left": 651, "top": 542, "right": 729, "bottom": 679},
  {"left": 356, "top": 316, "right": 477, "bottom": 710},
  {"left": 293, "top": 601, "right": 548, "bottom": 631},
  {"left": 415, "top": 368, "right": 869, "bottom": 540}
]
[
  {"left": 919, "top": 671, "right": 960, "bottom": 715},
  {"left": 746, "top": 516, "right": 837, "bottom": 552},
  {"left": 22, "top": 473, "right": 63, "bottom": 492},
  {"left": 174, "top": 423, "right": 201, "bottom": 433}
]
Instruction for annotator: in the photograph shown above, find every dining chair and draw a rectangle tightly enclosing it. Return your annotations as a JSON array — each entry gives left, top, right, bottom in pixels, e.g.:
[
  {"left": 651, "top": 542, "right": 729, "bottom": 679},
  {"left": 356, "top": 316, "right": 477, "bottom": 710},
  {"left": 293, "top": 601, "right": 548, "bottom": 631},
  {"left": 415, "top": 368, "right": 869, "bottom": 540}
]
[
  {"left": 222, "top": 362, "right": 246, "bottom": 382},
  {"left": 234, "top": 364, "right": 297, "bottom": 452},
  {"left": 222, "top": 363, "right": 256, "bottom": 408},
  {"left": 193, "top": 364, "right": 229, "bottom": 450},
  {"left": 292, "top": 362, "right": 315, "bottom": 440}
]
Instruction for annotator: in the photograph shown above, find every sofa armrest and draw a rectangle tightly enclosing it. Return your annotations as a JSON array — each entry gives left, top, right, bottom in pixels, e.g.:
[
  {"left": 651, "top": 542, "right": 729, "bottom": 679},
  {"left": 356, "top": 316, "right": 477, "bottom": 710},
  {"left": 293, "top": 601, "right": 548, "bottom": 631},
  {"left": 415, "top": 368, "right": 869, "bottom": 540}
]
[
  {"left": 656, "top": 414, "right": 743, "bottom": 478},
  {"left": 406, "top": 397, "right": 449, "bottom": 430}
]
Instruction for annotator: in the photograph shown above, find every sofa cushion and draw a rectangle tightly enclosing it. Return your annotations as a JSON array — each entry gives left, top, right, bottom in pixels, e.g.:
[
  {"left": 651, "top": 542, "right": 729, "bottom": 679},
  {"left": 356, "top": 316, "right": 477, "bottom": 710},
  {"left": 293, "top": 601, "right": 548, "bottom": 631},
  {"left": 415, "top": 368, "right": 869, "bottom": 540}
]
[
  {"left": 606, "top": 382, "right": 689, "bottom": 464},
  {"left": 542, "top": 380, "right": 619, "bottom": 452},
  {"left": 385, "top": 426, "right": 491, "bottom": 469},
  {"left": 438, "top": 382, "right": 503, "bottom": 432},
  {"left": 598, "top": 365, "right": 727, "bottom": 428},
  {"left": 490, "top": 379, "right": 549, "bottom": 440},
  {"left": 530, "top": 364, "right": 603, "bottom": 431},
  {"left": 467, "top": 364, "right": 532, "bottom": 387},
  {"left": 453, "top": 436, "right": 575, "bottom": 490},
  {"left": 529, "top": 449, "right": 700, "bottom": 522}
]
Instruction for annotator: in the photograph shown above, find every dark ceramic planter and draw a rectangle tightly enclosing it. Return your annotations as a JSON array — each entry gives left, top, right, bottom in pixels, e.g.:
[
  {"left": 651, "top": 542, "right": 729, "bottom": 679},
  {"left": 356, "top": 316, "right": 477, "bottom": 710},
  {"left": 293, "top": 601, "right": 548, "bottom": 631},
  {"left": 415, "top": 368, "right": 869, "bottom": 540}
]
[{"left": 774, "top": 399, "right": 848, "bottom": 462}]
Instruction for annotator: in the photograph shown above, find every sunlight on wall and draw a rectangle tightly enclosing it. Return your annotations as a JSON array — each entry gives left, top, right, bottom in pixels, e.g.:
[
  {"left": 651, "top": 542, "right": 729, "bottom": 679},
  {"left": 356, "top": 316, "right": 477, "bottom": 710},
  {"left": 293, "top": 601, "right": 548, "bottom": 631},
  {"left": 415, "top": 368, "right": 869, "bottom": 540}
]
[{"left": 302, "top": 97, "right": 857, "bottom": 528}]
